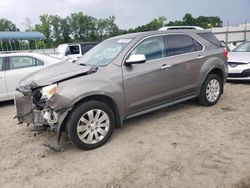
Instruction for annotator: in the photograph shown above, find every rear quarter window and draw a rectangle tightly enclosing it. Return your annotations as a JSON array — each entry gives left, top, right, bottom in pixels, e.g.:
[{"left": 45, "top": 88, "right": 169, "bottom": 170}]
[
  {"left": 0, "top": 57, "right": 3, "bottom": 71},
  {"left": 197, "top": 33, "right": 222, "bottom": 47}
]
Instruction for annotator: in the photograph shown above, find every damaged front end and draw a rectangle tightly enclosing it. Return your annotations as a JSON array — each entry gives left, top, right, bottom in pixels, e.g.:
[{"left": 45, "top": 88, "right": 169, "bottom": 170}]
[
  {"left": 15, "top": 82, "right": 69, "bottom": 143},
  {"left": 14, "top": 62, "right": 99, "bottom": 147}
]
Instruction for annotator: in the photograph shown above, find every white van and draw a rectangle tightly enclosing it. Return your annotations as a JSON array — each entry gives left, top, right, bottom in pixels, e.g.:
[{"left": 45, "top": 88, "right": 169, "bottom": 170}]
[{"left": 54, "top": 42, "right": 98, "bottom": 61}]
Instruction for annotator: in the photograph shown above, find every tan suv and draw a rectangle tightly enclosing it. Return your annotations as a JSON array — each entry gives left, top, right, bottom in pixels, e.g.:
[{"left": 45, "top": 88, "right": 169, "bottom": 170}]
[{"left": 15, "top": 30, "right": 228, "bottom": 150}]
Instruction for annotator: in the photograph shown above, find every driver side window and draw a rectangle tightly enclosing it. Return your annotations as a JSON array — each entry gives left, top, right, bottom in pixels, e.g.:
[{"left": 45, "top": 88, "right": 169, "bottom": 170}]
[{"left": 130, "top": 36, "right": 166, "bottom": 61}]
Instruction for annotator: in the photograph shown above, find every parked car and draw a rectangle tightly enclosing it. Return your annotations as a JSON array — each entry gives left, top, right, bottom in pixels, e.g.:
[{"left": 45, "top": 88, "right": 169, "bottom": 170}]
[
  {"left": 15, "top": 30, "right": 227, "bottom": 150},
  {"left": 0, "top": 53, "right": 61, "bottom": 101},
  {"left": 159, "top": 26, "right": 204, "bottom": 31},
  {"left": 228, "top": 40, "right": 250, "bottom": 80},
  {"left": 54, "top": 42, "right": 98, "bottom": 61}
]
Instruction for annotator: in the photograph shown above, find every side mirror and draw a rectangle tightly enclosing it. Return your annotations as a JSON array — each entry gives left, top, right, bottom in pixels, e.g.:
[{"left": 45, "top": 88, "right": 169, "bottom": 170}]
[{"left": 125, "top": 54, "right": 146, "bottom": 65}]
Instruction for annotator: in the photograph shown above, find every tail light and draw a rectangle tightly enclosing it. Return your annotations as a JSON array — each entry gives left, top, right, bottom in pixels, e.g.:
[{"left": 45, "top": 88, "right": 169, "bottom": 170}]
[{"left": 223, "top": 49, "right": 228, "bottom": 59}]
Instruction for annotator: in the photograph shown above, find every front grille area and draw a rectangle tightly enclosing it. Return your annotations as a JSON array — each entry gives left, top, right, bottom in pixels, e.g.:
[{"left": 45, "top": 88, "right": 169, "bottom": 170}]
[
  {"left": 228, "top": 69, "right": 250, "bottom": 78},
  {"left": 228, "top": 62, "right": 248, "bottom": 65},
  {"left": 228, "top": 62, "right": 248, "bottom": 68},
  {"left": 15, "top": 95, "right": 34, "bottom": 123}
]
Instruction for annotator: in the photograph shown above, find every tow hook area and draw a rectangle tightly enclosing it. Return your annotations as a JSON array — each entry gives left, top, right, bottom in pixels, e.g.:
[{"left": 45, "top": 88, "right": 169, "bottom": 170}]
[{"left": 43, "top": 108, "right": 59, "bottom": 130}]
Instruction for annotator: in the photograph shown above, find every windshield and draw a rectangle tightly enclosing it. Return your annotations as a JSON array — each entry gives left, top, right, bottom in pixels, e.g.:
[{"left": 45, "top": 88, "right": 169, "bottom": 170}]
[
  {"left": 233, "top": 41, "right": 250, "bottom": 52},
  {"left": 76, "top": 38, "right": 132, "bottom": 66}
]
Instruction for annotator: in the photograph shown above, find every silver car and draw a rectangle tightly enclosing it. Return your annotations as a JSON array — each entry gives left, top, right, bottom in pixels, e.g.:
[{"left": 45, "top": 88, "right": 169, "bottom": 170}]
[
  {"left": 15, "top": 30, "right": 228, "bottom": 150},
  {"left": 228, "top": 40, "right": 250, "bottom": 80}
]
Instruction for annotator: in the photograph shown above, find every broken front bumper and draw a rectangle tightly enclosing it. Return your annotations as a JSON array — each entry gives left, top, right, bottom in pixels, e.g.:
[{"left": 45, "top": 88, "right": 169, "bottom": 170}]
[{"left": 14, "top": 95, "right": 46, "bottom": 126}]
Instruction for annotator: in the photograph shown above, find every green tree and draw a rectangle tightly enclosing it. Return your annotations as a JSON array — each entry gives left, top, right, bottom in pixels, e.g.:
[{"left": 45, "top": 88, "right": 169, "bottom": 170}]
[
  {"left": 38, "top": 14, "right": 51, "bottom": 47},
  {"left": 182, "top": 13, "right": 196, "bottom": 26},
  {"left": 0, "top": 18, "right": 19, "bottom": 31},
  {"left": 105, "top": 16, "right": 119, "bottom": 37},
  {"left": 69, "top": 12, "right": 88, "bottom": 41},
  {"left": 97, "top": 16, "right": 119, "bottom": 41},
  {"left": 129, "top": 16, "right": 167, "bottom": 33},
  {"left": 167, "top": 13, "right": 223, "bottom": 29},
  {"left": 60, "top": 17, "right": 71, "bottom": 43},
  {"left": 50, "top": 15, "right": 61, "bottom": 45},
  {"left": 96, "top": 18, "right": 108, "bottom": 40},
  {"left": 85, "top": 15, "right": 98, "bottom": 41}
]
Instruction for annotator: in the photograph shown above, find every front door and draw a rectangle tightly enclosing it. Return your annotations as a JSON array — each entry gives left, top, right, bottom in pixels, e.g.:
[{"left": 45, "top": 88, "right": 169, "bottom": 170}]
[{"left": 123, "top": 36, "right": 173, "bottom": 114}]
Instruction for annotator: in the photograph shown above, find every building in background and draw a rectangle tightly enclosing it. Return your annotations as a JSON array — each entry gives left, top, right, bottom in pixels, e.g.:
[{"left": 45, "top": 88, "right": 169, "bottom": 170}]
[{"left": 211, "top": 22, "right": 250, "bottom": 50}]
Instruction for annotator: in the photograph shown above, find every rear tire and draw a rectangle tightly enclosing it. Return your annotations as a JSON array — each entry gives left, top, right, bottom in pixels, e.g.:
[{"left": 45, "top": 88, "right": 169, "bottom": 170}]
[
  {"left": 198, "top": 74, "right": 222, "bottom": 106},
  {"left": 66, "top": 100, "right": 114, "bottom": 150}
]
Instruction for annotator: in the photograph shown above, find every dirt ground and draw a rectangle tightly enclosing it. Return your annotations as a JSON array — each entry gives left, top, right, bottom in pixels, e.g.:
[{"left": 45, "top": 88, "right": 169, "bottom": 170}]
[{"left": 0, "top": 82, "right": 250, "bottom": 188}]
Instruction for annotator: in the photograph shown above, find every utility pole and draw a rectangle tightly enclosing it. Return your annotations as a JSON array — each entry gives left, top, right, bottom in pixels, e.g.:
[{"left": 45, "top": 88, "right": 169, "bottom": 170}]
[
  {"left": 244, "top": 19, "right": 247, "bottom": 41},
  {"left": 226, "top": 20, "right": 229, "bottom": 44}
]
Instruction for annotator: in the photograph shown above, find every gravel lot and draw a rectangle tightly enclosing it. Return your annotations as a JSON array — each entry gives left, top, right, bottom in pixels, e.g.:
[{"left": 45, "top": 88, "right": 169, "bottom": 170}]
[{"left": 0, "top": 82, "right": 250, "bottom": 188}]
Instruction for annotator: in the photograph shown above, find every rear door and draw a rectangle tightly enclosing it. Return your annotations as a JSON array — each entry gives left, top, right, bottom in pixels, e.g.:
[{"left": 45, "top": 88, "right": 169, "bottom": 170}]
[
  {"left": 5, "top": 56, "right": 45, "bottom": 97},
  {"left": 164, "top": 34, "right": 204, "bottom": 98},
  {"left": 0, "top": 56, "right": 9, "bottom": 100}
]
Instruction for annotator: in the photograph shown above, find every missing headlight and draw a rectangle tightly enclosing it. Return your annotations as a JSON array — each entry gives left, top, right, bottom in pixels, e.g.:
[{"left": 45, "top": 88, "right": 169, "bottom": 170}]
[{"left": 33, "top": 89, "right": 45, "bottom": 110}]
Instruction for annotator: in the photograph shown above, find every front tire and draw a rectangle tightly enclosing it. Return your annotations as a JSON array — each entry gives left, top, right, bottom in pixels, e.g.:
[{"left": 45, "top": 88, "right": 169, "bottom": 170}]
[
  {"left": 198, "top": 74, "right": 223, "bottom": 106},
  {"left": 66, "top": 100, "right": 114, "bottom": 150}
]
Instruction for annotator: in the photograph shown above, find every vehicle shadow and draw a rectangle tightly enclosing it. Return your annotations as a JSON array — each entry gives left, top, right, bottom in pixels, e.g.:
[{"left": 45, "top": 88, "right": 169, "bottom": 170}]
[
  {"left": 59, "top": 99, "right": 198, "bottom": 152},
  {"left": 0, "top": 100, "right": 14, "bottom": 107},
  {"left": 227, "top": 80, "right": 250, "bottom": 85},
  {"left": 122, "top": 99, "right": 197, "bottom": 129}
]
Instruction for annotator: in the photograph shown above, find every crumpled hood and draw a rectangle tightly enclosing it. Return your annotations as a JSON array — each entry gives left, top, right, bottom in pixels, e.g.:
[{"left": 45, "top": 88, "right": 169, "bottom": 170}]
[
  {"left": 228, "top": 52, "right": 250, "bottom": 63},
  {"left": 19, "top": 61, "right": 93, "bottom": 88}
]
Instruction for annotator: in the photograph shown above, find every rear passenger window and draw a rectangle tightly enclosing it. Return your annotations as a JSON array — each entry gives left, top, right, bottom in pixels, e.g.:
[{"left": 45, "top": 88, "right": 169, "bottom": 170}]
[
  {"left": 130, "top": 36, "right": 166, "bottom": 61},
  {"left": 0, "top": 57, "right": 3, "bottom": 71},
  {"left": 9, "top": 56, "right": 44, "bottom": 70},
  {"left": 166, "top": 35, "right": 195, "bottom": 56}
]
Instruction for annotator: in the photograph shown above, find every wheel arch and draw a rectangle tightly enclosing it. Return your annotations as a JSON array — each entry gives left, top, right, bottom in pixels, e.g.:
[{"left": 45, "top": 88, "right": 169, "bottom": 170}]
[
  {"left": 59, "top": 94, "right": 122, "bottom": 134},
  {"left": 201, "top": 67, "right": 225, "bottom": 94}
]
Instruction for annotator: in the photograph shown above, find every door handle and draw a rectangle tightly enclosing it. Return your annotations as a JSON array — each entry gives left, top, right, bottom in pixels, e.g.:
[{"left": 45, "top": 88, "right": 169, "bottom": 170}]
[
  {"left": 197, "top": 55, "right": 204, "bottom": 60},
  {"left": 161, "top": 64, "right": 172, "bottom": 70}
]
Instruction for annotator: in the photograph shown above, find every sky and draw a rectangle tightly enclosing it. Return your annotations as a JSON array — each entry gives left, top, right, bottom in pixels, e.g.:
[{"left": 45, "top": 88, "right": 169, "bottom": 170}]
[{"left": 0, "top": 0, "right": 249, "bottom": 30}]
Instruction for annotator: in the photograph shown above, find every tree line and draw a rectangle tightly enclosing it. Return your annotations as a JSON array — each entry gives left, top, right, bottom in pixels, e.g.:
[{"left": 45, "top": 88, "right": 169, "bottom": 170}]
[{"left": 0, "top": 13, "right": 223, "bottom": 48}]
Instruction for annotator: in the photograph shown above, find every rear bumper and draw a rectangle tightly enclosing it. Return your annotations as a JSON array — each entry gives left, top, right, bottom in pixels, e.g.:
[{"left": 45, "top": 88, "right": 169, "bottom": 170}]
[{"left": 14, "top": 95, "right": 46, "bottom": 125}]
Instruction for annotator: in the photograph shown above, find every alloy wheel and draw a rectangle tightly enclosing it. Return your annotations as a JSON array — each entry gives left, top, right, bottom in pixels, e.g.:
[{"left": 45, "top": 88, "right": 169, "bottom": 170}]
[
  {"left": 206, "top": 79, "right": 220, "bottom": 103},
  {"left": 77, "top": 109, "right": 110, "bottom": 144}
]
